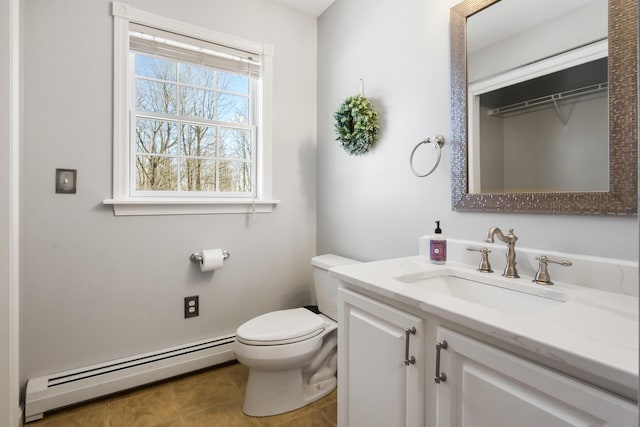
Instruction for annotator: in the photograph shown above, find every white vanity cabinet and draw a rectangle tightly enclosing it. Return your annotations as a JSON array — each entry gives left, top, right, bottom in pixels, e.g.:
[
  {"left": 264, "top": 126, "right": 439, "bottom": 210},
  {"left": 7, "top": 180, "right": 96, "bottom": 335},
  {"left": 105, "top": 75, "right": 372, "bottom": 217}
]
[
  {"left": 435, "top": 327, "right": 638, "bottom": 427},
  {"left": 337, "top": 285, "right": 638, "bottom": 427},
  {"left": 332, "top": 255, "right": 638, "bottom": 427},
  {"left": 338, "top": 288, "right": 425, "bottom": 427}
]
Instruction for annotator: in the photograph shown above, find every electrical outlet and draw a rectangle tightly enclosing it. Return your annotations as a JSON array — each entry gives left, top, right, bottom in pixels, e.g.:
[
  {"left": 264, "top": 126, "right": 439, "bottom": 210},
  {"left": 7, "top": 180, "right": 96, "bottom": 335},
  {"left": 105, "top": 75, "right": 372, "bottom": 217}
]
[{"left": 184, "top": 296, "right": 199, "bottom": 318}]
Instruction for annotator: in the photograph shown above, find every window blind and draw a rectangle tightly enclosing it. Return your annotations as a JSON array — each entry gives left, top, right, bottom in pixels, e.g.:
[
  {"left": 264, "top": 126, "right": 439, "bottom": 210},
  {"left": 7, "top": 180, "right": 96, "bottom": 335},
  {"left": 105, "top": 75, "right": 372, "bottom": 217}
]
[{"left": 129, "top": 23, "right": 261, "bottom": 78}]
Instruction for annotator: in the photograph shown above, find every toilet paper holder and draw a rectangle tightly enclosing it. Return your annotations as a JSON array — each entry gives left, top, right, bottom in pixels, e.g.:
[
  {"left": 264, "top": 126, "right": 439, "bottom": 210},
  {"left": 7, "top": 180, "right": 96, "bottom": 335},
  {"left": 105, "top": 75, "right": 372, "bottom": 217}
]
[{"left": 189, "top": 250, "right": 230, "bottom": 264}]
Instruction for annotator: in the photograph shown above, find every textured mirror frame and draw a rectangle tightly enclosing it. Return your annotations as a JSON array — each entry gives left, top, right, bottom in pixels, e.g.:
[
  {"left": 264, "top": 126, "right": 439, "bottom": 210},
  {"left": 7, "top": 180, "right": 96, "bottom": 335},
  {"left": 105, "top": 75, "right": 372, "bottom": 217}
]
[{"left": 450, "top": 0, "right": 637, "bottom": 215}]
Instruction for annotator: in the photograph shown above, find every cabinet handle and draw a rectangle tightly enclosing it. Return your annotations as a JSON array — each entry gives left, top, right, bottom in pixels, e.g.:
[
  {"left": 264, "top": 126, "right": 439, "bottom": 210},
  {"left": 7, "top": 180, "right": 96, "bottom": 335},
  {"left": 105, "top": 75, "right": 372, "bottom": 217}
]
[
  {"left": 434, "top": 340, "right": 448, "bottom": 383},
  {"left": 404, "top": 327, "right": 417, "bottom": 366}
]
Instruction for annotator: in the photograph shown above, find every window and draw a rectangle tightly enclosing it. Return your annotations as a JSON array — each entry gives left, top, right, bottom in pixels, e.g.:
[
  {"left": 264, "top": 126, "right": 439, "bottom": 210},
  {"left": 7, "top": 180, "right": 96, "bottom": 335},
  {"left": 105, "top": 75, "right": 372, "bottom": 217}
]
[{"left": 105, "top": 2, "right": 277, "bottom": 215}]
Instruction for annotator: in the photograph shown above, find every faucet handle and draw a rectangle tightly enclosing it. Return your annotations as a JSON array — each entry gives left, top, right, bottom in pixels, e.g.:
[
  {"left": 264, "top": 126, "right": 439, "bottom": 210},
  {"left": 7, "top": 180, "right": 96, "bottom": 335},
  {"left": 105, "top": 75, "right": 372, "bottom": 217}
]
[
  {"left": 533, "top": 256, "right": 572, "bottom": 285},
  {"left": 466, "top": 247, "right": 493, "bottom": 273}
]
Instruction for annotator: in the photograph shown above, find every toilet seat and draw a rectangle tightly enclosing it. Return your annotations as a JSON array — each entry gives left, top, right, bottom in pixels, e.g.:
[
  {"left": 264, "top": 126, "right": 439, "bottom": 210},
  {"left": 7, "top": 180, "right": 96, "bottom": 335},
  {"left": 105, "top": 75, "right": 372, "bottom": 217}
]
[{"left": 236, "top": 308, "right": 326, "bottom": 346}]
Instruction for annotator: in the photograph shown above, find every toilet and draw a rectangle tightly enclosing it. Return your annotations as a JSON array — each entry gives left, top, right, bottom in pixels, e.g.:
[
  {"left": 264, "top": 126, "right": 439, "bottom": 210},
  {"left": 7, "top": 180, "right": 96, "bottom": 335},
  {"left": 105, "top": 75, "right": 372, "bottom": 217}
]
[{"left": 233, "top": 254, "right": 359, "bottom": 417}]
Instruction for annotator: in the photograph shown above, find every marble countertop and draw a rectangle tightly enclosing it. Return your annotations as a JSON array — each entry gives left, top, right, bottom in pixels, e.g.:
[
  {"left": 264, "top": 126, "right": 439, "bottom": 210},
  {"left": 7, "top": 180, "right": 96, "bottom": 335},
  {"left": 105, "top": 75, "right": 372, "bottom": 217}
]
[{"left": 330, "top": 256, "right": 639, "bottom": 399}]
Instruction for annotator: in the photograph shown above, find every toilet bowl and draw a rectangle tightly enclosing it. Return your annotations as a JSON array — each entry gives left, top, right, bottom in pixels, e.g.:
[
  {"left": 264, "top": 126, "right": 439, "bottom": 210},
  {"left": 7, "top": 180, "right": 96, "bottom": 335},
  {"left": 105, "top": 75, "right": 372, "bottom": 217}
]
[{"left": 233, "top": 254, "right": 359, "bottom": 417}]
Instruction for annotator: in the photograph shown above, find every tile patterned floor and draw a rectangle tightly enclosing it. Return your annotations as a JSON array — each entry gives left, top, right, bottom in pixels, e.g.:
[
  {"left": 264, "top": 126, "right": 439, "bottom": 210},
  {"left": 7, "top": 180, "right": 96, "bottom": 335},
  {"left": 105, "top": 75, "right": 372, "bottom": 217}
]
[{"left": 28, "top": 361, "right": 337, "bottom": 427}]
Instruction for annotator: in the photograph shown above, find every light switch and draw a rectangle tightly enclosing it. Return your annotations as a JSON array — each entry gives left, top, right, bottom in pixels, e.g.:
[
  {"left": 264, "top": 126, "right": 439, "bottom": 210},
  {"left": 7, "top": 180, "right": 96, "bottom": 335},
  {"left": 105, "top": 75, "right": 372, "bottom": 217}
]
[{"left": 55, "top": 169, "right": 77, "bottom": 194}]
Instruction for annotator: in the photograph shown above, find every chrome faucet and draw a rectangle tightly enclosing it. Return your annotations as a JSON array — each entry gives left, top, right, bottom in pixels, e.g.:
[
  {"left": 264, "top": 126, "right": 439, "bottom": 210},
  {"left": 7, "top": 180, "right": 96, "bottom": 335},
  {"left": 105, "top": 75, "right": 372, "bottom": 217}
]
[{"left": 485, "top": 227, "right": 519, "bottom": 278}]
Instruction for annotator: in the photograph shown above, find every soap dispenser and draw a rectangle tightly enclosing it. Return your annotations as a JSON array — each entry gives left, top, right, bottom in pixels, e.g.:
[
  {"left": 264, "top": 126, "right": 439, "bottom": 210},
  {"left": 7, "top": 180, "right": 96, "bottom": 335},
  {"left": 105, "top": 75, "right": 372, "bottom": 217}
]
[{"left": 430, "top": 220, "right": 447, "bottom": 264}]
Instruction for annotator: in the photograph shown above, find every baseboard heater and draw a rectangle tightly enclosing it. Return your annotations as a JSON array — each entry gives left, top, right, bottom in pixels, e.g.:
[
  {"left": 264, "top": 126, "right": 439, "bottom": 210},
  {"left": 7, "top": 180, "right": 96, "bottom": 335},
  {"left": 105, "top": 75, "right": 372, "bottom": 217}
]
[{"left": 24, "top": 334, "right": 236, "bottom": 423}]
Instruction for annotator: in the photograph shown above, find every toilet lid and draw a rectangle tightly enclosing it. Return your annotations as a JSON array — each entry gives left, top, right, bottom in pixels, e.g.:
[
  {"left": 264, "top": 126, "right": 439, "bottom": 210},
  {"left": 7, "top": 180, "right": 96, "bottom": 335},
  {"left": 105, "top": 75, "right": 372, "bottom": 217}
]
[{"left": 236, "top": 308, "right": 325, "bottom": 345}]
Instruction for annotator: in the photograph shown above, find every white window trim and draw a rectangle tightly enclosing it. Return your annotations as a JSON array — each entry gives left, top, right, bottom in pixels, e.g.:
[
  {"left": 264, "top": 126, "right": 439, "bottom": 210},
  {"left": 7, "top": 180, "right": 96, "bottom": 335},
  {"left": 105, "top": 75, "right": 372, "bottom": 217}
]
[{"left": 104, "top": 1, "right": 278, "bottom": 216}]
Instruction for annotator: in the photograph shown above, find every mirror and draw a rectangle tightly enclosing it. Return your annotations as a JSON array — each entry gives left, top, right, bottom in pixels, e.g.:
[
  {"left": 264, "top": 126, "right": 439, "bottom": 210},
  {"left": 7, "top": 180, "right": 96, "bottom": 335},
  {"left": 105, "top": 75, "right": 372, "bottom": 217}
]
[{"left": 450, "top": 0, "right": 637, "bottom": 215}]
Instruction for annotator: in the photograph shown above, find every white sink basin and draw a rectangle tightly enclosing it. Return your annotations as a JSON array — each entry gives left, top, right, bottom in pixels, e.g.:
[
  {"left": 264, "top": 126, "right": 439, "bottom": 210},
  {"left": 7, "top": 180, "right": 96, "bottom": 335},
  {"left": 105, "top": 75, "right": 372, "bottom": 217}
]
[{"left": 395, "top": 272, "right": 569, "bottom": 315}]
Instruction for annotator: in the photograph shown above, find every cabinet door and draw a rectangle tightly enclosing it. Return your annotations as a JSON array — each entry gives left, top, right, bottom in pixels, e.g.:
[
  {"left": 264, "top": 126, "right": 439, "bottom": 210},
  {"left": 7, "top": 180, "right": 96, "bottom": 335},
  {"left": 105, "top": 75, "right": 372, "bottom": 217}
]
[
  {"left": 338, "top": 288, "right": 424, "bottom": 427},
  {"left": 435, "top": 327, "right": 638, "bottom": 427}
]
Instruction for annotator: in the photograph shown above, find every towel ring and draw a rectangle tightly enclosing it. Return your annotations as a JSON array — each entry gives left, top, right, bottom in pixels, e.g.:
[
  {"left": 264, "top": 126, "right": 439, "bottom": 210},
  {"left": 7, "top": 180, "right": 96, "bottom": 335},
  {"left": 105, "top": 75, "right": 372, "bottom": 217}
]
[{"left": 409, "top": 135, "right": 445, "bottom": 177}]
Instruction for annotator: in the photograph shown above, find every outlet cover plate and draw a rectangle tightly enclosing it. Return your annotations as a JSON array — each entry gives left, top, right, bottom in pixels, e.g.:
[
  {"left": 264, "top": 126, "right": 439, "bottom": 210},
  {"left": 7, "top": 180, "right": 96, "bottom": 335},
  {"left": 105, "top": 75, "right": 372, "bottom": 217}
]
[
  {"left": 184, "top": 296, "right": 199, "bottom": 318},
  {"left": 56, "top": 169, "right": 77, "bottom": 194}
]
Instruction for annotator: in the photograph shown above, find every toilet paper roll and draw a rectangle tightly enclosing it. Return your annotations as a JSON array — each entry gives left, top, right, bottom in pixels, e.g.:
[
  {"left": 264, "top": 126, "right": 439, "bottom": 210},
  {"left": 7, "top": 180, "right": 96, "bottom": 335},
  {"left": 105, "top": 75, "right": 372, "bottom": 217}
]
[{"left": 199, "top": 248, "right": 225, "bottom": 272}]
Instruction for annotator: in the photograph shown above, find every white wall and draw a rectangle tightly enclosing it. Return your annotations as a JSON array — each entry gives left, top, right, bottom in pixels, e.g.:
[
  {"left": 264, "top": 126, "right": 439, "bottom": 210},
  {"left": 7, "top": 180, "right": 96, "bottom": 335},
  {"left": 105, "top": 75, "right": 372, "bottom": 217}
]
[
  {"left": 502, "top": 96, "right": 608, "bottom": 192},
  {"left": 317, "top": 0, "right": 638, "bottom": 263},
  {"left": 21, "top": 0, "right": 317, "bottom": 385},
  {"left": 468, "top": 0, "right": 607, "bottom": 82},
  {"left": 2, "top": 0, "right": 20, "bottom": 423},
  {"left": 0, "top": 0, "right": 10, "bottom": 418},
  {"left": 478, "top": 105, "right": 504, "bottom": 193}
]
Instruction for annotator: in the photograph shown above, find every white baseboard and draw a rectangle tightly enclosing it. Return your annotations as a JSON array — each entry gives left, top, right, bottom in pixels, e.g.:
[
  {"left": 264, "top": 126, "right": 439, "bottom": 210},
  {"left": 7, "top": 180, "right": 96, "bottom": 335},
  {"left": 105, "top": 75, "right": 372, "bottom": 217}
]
[{"left": 24, "top": 335, "right": 236, "bottom": 423}]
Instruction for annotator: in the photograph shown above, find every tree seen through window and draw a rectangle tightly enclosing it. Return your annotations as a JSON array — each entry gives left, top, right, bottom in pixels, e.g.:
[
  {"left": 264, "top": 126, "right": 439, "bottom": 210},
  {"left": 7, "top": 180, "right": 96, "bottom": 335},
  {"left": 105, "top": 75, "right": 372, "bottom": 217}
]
[{"left": 133, "top": 53, "right": 253, "bottom": 194}]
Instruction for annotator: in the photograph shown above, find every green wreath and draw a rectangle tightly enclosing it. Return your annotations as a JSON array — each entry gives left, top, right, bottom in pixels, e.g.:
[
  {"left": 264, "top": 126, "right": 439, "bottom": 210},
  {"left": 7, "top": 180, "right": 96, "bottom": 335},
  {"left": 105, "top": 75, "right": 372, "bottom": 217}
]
[{"left": 333, "top": 95, "right": 380, "bottom": 155}]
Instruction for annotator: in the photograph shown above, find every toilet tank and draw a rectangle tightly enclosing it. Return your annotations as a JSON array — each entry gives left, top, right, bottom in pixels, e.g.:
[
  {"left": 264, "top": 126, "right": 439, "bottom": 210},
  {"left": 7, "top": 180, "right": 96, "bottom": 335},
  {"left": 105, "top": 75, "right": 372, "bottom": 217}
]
[{"left": 311, "top": 254, "right": 360, "bottom": 321}]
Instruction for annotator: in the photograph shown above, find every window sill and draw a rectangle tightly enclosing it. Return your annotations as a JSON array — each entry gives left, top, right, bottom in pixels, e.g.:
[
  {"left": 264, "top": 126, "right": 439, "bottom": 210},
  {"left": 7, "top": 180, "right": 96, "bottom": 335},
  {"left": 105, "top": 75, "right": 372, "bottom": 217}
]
[{"left": 102, "top": 198, "right": 280, "bottom": 216}]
